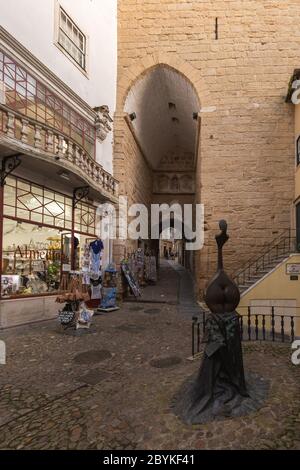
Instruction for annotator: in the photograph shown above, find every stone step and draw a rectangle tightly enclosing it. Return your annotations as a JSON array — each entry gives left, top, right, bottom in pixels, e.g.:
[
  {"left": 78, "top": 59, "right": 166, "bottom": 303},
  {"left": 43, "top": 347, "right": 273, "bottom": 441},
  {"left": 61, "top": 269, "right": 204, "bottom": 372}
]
[
  {"left": 243, "top": 263, "right": 287, "bottom": 285},
  {"left": 237, "top": 256, "right": 290, "bottom": 284}
]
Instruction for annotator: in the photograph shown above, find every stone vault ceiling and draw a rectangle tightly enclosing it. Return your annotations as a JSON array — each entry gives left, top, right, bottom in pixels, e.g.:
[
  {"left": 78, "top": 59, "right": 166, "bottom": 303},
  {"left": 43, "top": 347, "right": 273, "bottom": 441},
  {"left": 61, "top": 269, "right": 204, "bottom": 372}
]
[{"left": 124, "top": 65, "right": 200, "bottom": 170}]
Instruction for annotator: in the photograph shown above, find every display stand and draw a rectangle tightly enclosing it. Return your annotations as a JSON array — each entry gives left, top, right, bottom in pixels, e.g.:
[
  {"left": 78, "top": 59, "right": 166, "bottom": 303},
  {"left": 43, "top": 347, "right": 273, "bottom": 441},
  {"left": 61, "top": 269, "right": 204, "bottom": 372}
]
[
  {"left": 85, "top": 238, "right": 104, "bottom": 308},
  {"left": 96, "top": 263, "right": 119, "bottom": 313},
  {"left": 56, "top": 272, "right": 94, "bottom": 330},
  {"left": 144, "top": 253, "right": 157, "bottom": 284}
]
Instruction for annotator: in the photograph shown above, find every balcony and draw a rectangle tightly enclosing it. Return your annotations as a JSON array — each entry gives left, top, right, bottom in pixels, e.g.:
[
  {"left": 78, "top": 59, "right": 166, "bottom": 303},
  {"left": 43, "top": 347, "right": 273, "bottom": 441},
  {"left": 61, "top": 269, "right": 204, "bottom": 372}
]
[
  {"left": 0, "top": 104, "right": 118, "bottom": 201},
  {"left": 0, "top": 47, "right": 118, "bottom": 202}
]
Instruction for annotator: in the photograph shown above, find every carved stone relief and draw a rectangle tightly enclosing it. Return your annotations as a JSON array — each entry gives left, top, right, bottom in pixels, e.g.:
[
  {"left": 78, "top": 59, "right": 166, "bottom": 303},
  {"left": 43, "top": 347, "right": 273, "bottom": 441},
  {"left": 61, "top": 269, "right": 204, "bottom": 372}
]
[
  {"left": 94, "top": 105, "right": 113, "bottom": 142},
  {"left": 158, "top": 150, "right": 194, "bottom": 171},
  {"left": 153, "top": 172, "right": 195, "bottom": 193}
]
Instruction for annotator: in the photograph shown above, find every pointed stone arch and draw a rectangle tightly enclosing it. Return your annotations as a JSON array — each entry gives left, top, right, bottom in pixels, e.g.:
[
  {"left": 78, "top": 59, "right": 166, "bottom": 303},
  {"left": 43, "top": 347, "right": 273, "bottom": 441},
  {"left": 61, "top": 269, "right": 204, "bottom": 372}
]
[{"left": 117, "top": 52, "right": 211, "bottom": 111}]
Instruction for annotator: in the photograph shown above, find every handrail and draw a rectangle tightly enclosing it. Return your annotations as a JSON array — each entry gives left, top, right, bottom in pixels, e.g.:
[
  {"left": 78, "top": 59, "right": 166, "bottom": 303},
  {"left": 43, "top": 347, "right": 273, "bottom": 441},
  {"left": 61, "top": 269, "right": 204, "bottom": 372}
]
[
  {"left": 234, "top": 229, "right": 292, "bottom": 277},
  {"left": 233, "top": 228, "right": 297, "bottom": 285},
  {"left": 0, "top": 103, "right": 89, "bottom": 157}
]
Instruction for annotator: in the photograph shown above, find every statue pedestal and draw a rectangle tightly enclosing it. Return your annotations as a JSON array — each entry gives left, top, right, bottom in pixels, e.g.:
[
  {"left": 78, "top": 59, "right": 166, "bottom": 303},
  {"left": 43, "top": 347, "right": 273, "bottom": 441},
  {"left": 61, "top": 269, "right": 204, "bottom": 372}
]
[{"left": 172, "top": 368, "right": 269, "bottom": 425}]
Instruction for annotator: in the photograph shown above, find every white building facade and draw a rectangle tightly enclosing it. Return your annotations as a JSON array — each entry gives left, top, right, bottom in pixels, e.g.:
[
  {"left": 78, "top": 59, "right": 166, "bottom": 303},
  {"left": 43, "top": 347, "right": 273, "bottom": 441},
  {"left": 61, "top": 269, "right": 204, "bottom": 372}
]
[{"left": 0, "top": 0, "right": 118, "bottom": 327}]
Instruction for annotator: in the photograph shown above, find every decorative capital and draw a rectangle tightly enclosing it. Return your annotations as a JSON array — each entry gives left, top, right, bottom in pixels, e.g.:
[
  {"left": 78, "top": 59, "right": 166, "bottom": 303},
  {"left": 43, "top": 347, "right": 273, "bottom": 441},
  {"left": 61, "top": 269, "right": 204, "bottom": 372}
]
[{"left": 94, "top": 105, "right": 113, "bottom": 142}]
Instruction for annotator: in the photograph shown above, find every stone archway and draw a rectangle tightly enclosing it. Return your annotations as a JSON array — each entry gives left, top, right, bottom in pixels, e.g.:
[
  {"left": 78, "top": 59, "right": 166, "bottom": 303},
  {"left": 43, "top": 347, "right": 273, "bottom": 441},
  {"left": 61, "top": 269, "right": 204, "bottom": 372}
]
[
  {"left": 116, "top": 52, "right": 211, "bottom": 112},
  {"left": 113, "top": 54, "right": 210, "bottom": 296}
]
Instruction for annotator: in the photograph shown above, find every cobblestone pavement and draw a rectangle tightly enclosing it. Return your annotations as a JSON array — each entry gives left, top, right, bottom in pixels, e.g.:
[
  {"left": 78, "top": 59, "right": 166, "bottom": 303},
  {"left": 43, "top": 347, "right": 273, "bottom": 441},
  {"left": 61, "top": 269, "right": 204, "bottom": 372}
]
[
  {"left": 0, "top": 264, "right": 299, "bottom": 450},
  {"left": 136, "top": 259, "right": 180, "bottom": 304}
]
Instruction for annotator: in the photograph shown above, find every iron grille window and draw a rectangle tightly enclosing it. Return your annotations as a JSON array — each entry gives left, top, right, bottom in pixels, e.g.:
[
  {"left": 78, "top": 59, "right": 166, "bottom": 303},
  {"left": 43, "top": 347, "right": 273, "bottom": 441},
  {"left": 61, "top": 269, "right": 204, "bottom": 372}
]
[{"left": 58, "top": 8, "right": 86, "bottom": 70}]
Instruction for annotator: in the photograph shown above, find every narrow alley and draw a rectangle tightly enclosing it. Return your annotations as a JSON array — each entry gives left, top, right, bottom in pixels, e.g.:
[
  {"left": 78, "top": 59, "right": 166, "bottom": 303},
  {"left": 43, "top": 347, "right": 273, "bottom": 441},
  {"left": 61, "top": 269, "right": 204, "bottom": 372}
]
[{"left": 0, "top": 262, "right": 299, "bottom": 450}]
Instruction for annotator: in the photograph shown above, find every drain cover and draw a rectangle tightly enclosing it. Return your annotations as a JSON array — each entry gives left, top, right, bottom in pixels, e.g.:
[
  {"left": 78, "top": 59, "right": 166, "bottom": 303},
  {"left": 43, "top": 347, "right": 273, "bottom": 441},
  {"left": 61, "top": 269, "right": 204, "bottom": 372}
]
[
  {"left": 150, "top": 356, "right": 182, "bottom": 368},
  {"left": 117, "top": 324, "right": 146, "bottom": 333},
  {"left": 144, "top": 308, "right": 161, "bottom": 315},
  {"left": 78, "top": 369, "right": 110, "bottom": 385},
  {"left": 74, "top": 350, "right": 112, "bottom": 364}
]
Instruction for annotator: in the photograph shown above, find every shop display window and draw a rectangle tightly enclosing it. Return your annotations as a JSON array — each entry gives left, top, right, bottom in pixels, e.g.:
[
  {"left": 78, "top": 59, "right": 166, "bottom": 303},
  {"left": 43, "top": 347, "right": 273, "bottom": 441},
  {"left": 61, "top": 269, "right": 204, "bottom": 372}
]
[
  {"left": 1, "top": 175, "right": 100, "bottom": 299},
  {"left": 1, "top": 218, "right": 70, "bottom": 297}
]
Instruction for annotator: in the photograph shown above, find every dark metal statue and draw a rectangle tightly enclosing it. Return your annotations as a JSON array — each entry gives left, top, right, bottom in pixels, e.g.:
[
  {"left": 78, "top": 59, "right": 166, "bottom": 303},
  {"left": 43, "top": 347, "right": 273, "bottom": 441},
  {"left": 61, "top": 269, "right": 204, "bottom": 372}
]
[
  {"left": 205, "top": 219, "right": 240, "bottom": 313},
  {"left": 173, "top": 220, "right": 262, "bottom": 424}
]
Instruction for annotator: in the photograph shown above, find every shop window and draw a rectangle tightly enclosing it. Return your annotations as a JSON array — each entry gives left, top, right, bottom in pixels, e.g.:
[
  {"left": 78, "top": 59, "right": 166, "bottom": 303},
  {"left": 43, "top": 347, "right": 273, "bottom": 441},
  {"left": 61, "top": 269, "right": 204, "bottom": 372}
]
[
  {"left": 58, "top": 7, "right": 86, "bottom": 71},
  {"left": 1, "top": 175, "right": 101, "bottom": 299},
  {"left": 1, "top": 219, "right": 68, "bottom": 297}
]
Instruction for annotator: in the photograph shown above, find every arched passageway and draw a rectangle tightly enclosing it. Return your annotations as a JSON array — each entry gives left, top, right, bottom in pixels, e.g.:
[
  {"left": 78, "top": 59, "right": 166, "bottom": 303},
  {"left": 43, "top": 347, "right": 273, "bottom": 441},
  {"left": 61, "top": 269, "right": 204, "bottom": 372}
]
[
  {"left": 124, "top": 64, "right": 201, "bottom": 173},
  {"left": 118, "top": 64, "right": 201, "bottom": 275}
]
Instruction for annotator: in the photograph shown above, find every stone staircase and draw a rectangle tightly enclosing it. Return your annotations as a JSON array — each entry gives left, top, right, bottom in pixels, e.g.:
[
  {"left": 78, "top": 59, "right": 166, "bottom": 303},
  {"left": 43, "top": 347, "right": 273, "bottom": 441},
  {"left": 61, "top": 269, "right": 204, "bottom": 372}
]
[{"left": 233, "top": 229, "right": 298, "bottom": 295}]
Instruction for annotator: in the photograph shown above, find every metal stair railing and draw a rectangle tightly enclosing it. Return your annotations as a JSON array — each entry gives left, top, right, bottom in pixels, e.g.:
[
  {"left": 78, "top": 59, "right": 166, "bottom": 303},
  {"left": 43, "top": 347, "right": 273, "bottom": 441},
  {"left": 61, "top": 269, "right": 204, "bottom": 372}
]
[{"left": 233, "top": 229, "right": 297, "bottom": 288}]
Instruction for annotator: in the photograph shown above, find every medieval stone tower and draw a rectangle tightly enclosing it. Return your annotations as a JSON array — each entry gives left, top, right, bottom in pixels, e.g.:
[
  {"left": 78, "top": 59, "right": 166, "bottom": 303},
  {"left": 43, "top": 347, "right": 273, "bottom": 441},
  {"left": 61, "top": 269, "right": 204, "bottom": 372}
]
[{"left": 114, "top": 0, "right": 297, "bottom": 298}]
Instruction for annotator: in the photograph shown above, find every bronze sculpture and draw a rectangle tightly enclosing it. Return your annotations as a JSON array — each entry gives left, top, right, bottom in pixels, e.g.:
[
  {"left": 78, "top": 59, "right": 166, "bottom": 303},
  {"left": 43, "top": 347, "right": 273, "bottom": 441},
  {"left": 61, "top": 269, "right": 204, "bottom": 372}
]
[{"left": 173, "top": 220, "right": 268, "bottom": 424}]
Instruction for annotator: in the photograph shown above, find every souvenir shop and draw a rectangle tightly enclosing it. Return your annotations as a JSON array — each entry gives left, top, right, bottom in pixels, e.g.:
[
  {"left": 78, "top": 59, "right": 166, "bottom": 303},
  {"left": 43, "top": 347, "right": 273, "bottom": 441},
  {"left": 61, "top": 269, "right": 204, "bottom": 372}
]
[{"left": 0, "top": 174, "right": 108, "bottom": 327}]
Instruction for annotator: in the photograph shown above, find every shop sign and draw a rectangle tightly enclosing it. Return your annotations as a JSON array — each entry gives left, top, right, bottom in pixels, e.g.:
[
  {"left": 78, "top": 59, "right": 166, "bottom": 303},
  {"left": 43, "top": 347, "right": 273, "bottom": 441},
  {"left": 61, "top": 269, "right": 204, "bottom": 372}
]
[{"left": 286, "top": 263, "right": 300, "bottom": 274}]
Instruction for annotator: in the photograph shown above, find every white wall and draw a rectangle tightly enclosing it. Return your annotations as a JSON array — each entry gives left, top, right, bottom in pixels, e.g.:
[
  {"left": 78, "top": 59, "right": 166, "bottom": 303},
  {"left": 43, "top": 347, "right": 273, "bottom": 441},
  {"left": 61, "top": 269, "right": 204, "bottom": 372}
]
[{"left": 0, "top": 0, "right": 117, "bottom": 173}]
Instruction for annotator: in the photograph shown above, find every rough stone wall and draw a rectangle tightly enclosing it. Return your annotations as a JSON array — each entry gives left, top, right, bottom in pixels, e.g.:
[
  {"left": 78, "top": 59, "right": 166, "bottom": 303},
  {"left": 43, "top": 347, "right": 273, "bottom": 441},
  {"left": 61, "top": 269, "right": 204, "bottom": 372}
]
[
  {"left": 113, "top": 113, "right": 153, "bottom": 260},
  {"left": 116, "top": 0, "right": 297, "bottom": 297}
]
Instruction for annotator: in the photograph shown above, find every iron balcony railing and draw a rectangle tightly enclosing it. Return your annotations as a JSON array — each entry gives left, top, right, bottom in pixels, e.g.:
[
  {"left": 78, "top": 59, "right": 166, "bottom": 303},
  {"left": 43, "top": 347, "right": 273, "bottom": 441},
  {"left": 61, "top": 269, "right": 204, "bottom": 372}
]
[{"left": 191, "top": 306, "right": 300, "bottom": 358}]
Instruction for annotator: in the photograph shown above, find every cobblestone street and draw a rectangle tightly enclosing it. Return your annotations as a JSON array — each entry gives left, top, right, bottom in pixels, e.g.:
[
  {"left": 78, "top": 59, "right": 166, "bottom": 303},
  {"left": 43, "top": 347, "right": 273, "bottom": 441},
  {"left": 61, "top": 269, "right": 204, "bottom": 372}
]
[{"left": 0, "top": 263, "right": 300, "bottom": 450}]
